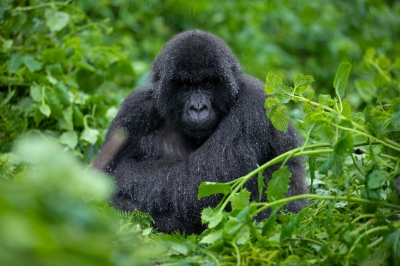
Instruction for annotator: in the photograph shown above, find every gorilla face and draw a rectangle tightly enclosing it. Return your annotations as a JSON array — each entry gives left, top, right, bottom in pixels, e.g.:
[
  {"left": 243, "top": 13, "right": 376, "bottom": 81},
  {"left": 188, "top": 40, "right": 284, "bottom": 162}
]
[{"left": 179, "top": 79, "right": 218, "bottom": 142}]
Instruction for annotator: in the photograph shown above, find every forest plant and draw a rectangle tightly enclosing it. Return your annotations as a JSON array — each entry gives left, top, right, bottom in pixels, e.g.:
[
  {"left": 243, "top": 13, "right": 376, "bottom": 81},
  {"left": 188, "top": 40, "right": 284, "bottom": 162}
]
[{"left": 194, "top": 61, "right": 400, "bottom": 265}]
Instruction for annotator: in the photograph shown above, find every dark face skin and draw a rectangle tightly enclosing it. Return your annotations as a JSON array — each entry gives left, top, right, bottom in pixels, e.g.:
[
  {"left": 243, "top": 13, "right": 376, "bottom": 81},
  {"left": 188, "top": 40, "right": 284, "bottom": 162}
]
[{"left": 179, "top": 79, "right": 219, "bottom": 143}]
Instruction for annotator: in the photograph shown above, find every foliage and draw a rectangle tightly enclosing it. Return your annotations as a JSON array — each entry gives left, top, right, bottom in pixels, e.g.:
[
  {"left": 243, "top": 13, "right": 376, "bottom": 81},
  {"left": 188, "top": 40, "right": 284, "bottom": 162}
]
[
  {"left": 0, "top": 135, "right": 163, "bottom": 266},
  {"left": 1, "top": 0, "right": 400, "bottom": 265},
  {"left": 0, "top": 0, "right": 135, "bottom": 161},
  {"left": 75, "top": 0, "right": 400, "bottom": 103}
]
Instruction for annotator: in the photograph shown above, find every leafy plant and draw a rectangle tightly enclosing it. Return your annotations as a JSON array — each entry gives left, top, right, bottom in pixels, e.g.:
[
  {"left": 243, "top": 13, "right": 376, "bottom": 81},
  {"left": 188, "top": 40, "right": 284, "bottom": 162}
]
[{"left": 0, "top": 1, "right": 135, "bottom": 160}]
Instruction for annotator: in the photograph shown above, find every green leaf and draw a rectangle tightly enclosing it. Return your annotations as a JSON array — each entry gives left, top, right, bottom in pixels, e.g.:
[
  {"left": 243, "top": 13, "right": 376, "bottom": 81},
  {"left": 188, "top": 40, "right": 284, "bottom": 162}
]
[
  {"left": 198, "top": 182, "right": 232, "bottom": 199},
  {"left": 235, "top": 225, "right": 250, "bottom": 245},
  {"left": 55, "top": 82, "right": 70, "bottom": 106},
  {"left": 23, "top": 54, "right": 42, "bottom": 72},
  {"left": 30, "top": 85, "right": 42, "bottom": 102},
  {"left": 318, "top": 94, "right": 335, "bottom": 107},
  {"left": 39, "top": 104, "right": 51, "bottom": 117},
  {"left": 62, "top": 106, "right": 74, "bottom": 131},
  {"left": 265, "top": 72, "right": 283, "bottom": 94},
  {"left": 231, "top": 189, "right": 251, "bottom": 210},
  {"left": 333, "top": 62, "right": 352, "bottom": 99},
  {"left": 59, "top": 131, "right": 78, "bottom": 149},
  {"left": 201, "top": 207, "right": 223, "bottom": 228},
  {"left": 223, "top": 217, "right": 242, "bottom": 237},
  {"left": 280, "top": 209, "right": 305, "bottom": 241},
  {"left": 262, "top": 210, "right": 277, "bottom": 235},
  {"left": 367, "top": 169, "right": 387, "bottom": 189},
  {"left": 45, "top": 9, "right": 70, "bottom": 32},
  {"left": 355, "top": 80, "right": 377, "bottom": 103},
  {"left": 335, "top": 131, "right": 354, "bottom": 157},
  {"left": 267, "top": 166, "right": 291, "bottom": 203},
  {"left": 319, "top": 151, "right": 337, "bottom": 174},
  {"left": 294, "top": 73, "right": 314, "bottom": 94},
  {"left": 80, "top": 128, "right": 99, "bottom": 144},
  {"left": 7, "top": 52, "right": 23, "bottom": 73},
  {"left": 199, "top": 230, "right": 222, "bottom": 244},
  {"left": 2, "top": 39, "right": 13, "bottom": 51},
  {"left": 270, "top": 105, "right": 289, "bottom": 132}
]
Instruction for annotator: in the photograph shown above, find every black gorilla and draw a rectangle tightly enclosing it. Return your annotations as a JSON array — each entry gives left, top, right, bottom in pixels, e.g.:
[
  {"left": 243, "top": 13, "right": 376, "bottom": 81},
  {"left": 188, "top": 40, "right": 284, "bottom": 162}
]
[{"left": 93, "top": 30, "right": 308, "bottom": 234}]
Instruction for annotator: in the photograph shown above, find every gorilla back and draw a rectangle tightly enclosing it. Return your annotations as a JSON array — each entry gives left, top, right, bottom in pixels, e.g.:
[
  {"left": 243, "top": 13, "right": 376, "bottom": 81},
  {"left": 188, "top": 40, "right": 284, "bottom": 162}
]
[{"left": 93, "top": 30, "right": 308, "bottom": 234}]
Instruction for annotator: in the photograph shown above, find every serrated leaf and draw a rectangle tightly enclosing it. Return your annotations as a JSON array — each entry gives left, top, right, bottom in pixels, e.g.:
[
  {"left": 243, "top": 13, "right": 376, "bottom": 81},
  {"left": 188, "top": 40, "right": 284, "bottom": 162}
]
[
  {"left": 231, "top": 189, "right": 251, "bottom": 210},
  {"left": 59, "top": 131, "right": 78, "bottom": 149},
  {"left": 265, "top": 72, "right": 283, "bottom": 94},
  {"left": 270, "top": 105, "right": 289, "bottom": 132},
  {"left": 80, "top": 127, "right": 99, "bottom": 144},
  {"left": 30, "top": 85, "right": 42, "bottom": 102},
  {"left": 333, "top": 62, "right": 352, "bottom": 99},
  {"left": 23, "top": 54, "right": 42, "bottom": 72},
  {"left": 294, "top": 73, "right": 314, "bottom": 94},
  {"left": 267, "top": 166, "right": 291, "bottom": 203},
  {"left": 45, "top": 9, "right": 70, "bottom": 32},
  {"left": 39, "top": 104, "right": 51, "bottom": 117},
  {"left": 198, "top": 182, "right": 232, "bottom": 199}
]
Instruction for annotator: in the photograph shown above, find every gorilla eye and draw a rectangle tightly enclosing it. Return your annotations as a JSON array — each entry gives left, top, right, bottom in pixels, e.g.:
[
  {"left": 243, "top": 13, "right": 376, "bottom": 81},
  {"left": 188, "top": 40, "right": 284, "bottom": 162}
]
[
  {"left": 204, "top": 81, "right": 212, "bottom": 88},
  {"left": 182, "top": 83, "right": 190, "bottom": 91}
]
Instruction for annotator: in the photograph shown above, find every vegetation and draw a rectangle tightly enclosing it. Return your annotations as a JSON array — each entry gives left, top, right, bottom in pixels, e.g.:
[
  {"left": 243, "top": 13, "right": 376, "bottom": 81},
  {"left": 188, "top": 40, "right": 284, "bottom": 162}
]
[{"left": 1, "top": 1, "right": 399, "bottom": 265}]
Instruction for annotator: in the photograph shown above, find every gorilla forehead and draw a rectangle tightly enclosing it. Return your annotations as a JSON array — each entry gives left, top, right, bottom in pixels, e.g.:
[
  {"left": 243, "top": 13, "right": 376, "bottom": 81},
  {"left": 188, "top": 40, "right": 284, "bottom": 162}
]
[{"left": 151, "top": 30, "right": 242, "bottom": 83}]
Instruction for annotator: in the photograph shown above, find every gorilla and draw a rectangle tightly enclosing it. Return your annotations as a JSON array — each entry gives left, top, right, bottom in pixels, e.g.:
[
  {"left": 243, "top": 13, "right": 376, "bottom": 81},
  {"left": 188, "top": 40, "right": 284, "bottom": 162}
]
[{"left": 93, "top": 30, "right": 308, "bottom": 234}]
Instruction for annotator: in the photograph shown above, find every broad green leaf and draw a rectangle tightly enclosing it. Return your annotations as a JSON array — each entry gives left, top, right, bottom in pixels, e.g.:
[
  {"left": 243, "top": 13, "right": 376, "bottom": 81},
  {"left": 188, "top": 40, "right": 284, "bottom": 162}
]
[
  {"left": 23, "top": 54, "right": 42, "bottom": 72},
  {"left": 80, "top": 128, "right": 99, "bottom": 144},
  {"left": 318, "top": 94, "right": 335, "bottom": 107},
  {"left": 231, "top": 189, "right": 251, "bottom": 210},
  {"left": 30, "top": 85, "right": 42, "bottom": 102},
  {"left": 45, "top": 9, "right": 70, "bottom": 32},
  {"left": 294, "top": 73, "right": 314, "bottom": 94},
  {"left": 319, "top": 151, "right": 337, "bottom": 174},
  {"left": 39, "top": 104, "right": 51, "bottom": 117},
  {"left": 355, "top": 80, "right": 377, "bottom": 103},
  {"left": 223, "top": 217, "right": 242, "bottom": 237},
  {"left": 270, "top": 105, "right": 289, "bottom": 132},
  {"left": 375, "top": 55, "right": 390, "bottom": 69},
  {"left": 333, "top": 62, "right": 352, "bottom": 99},
  {"left": 265, "top": 72, "right": 283, "bottom": 94},
  {"left": 201, "top": 207, "right": 223, "bottom": 228},
  {"left": 55, "top": 82, "right": 71, "bottom": 106},
  {"left": 275, "top": 84, "right": 293, "bottom": 103},
  {"left": 235, "top": 225, "right": 250, "bottom": 245},
  {"left": 62, "top": 106, "right": 74, "bottom": 131},
  {"left": 198, "top": 182, "right": 232, "bottom": 199},
  {"left": 335, "top": 132, "right": 354, "bottom": 157},
  {"left": 266, "top": 166, "right": 291, "bottom": 203},
  {"left": 367, "top": 169, "right": 387, "bottom": 189},
  {"left": 41, "top": 48, "right": 66, "bottom": 64},
  {"left": 199, "top": 230, "right": 222, "bottom": 244},
  {"left": 265, "top": 97, "right": 279, "bottom": 117},
  {"left": 59, "top": 131, "right": 78, "bottom": 149},
  {"left": 7, "top": 52, "right": 23, "bottom": 73}
]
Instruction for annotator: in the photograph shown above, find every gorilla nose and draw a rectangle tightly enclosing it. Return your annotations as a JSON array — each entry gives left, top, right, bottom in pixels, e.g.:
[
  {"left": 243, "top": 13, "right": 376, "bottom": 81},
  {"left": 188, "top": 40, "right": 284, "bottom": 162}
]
[{"left": 189, "top": 104, "right": 209, "bottom": 118}]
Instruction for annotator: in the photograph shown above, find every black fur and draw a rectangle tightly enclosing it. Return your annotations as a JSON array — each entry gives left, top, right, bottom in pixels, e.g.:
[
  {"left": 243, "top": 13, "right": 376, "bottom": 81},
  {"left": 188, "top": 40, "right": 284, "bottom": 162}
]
[{"left": 93, "top": 30, "right": 308, "bottom": 234}]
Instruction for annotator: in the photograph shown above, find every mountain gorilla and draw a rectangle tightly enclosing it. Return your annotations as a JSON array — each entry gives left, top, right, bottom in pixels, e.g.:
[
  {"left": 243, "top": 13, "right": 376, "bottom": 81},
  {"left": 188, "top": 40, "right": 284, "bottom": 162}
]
[{"left": 93, "top": 30, "right": 308, "bottom": 234}]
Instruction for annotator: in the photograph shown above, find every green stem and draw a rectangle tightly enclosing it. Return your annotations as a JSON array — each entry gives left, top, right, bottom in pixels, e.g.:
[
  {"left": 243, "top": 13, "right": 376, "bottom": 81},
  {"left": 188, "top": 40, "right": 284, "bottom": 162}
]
[{"left": 253, "top": 194, "right": 400, "bottom": 215}]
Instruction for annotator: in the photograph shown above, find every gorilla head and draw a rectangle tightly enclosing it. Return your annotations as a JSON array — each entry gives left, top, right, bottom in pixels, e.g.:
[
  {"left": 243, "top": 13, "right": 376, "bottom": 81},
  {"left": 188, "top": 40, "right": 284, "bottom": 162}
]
[
  {"left": 150, "top": 30, "right": 242, "bottom": 143},
  {"left": 93, "top": 30, "right": 308, "bottom": 234}
]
